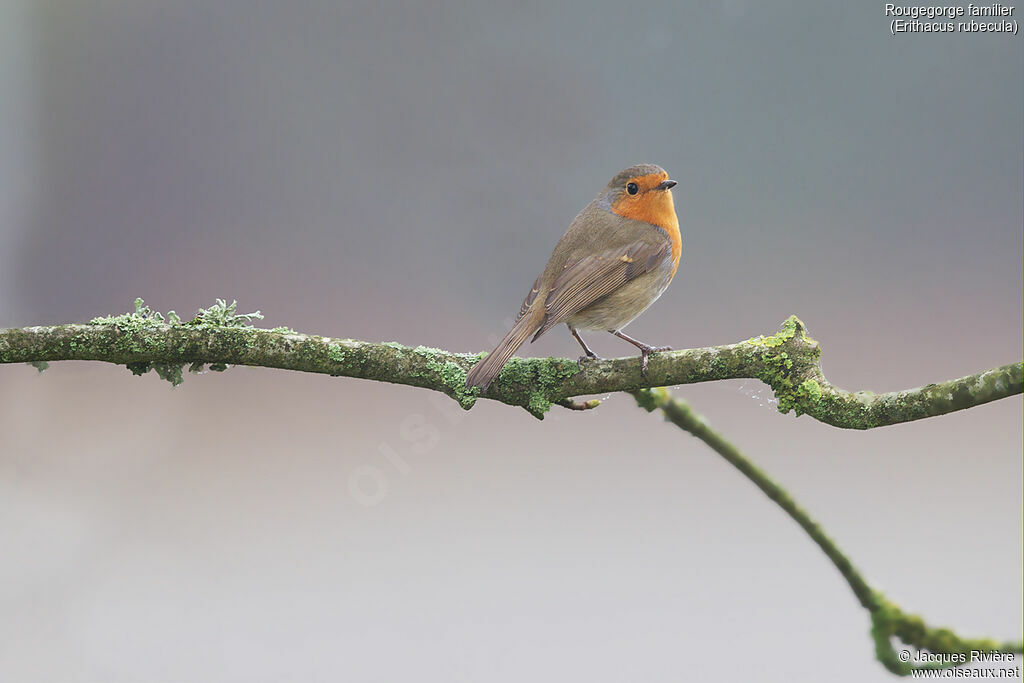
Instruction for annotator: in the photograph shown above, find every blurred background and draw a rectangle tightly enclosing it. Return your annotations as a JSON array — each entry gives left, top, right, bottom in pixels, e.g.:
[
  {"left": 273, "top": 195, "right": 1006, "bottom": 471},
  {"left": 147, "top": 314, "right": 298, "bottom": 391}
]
[{"left": 1, "top": 2, "right": 1021, "bottom": 681}]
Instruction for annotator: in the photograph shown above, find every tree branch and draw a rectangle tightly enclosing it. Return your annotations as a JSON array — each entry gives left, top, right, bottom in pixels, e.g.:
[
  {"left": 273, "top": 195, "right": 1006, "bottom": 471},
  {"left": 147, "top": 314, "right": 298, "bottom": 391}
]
[
  {"left": 5, "top": 300, "right": 1020, "bottom": 673},
  {"left": 1, "top": 299, "right": 1020, "bottom": 425},
  {"left": 633, "top": 387, "right": 1023, "bottom": 675}
]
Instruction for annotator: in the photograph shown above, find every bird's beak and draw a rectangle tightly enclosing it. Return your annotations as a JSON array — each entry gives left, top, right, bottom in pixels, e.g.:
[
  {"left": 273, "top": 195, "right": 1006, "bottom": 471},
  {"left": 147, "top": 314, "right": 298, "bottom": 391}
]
[{"left": 657, "top": 179, "right": 677, "bottom": 190}]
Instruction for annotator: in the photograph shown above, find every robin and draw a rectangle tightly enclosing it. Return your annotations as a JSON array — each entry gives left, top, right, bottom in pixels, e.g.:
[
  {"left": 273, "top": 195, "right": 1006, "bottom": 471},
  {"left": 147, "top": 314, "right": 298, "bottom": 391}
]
[{"left": 466, "top": 163, "right": 680, "bottom": 390}]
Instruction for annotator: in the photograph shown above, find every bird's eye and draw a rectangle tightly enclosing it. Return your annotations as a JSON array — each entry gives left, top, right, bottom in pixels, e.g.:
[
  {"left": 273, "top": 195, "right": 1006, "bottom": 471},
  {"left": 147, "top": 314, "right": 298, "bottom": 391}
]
[{"left": 626, "top": 182, "right": 639, "bottom": 195}]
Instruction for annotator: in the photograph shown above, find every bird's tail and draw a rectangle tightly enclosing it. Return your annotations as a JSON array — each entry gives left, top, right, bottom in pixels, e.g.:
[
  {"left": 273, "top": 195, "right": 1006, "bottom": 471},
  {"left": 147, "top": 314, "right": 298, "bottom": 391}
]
[{"left": 465, "top": 309, "right": 543, "bottom": 390}]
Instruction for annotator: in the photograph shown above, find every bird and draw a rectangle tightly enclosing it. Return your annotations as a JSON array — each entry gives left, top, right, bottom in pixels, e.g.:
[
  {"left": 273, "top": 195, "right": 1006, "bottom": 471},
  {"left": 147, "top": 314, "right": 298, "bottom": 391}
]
[{"left": 466, "top": 163, "right": 681, "bottom": 390}]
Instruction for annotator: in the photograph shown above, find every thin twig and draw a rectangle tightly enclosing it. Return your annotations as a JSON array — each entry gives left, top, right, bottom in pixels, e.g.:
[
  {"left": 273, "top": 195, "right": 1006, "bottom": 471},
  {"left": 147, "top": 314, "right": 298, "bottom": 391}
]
[{"left": 633, "top": 387, "right": 1023, "bottom": 675}]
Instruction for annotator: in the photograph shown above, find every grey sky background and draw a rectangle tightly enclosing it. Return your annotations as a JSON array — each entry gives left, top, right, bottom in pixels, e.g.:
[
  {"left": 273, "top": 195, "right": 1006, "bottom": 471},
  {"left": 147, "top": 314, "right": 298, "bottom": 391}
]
[{"left": 1, "top": 2, "right": 1021, "bottom": 681}]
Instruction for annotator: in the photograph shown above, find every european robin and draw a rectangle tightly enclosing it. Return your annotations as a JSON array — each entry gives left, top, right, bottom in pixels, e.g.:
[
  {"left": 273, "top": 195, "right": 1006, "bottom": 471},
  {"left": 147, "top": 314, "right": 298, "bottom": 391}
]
[{"left": 466, "top": 163, "right": 680, "bottom": 390}]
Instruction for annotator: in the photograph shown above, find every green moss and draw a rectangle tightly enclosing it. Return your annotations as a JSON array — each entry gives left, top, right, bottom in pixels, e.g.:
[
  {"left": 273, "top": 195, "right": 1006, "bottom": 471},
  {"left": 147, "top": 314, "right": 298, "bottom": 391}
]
[
  {"left": 87, "top": 299, "right": 193, "bottom": 363},
  {"left": 757, "top": 350, "right": 797, "bottom": 413},
  {"left": 411, "top": 345, "right": 477, "bottom": 410},
  {"left": 706, "top": 351, "right": 727, "bottom": 376},
  {"left": 121, "top": 360, "right": 182, "bottom": 385},
  {"left": 746, "top": 315, "right": 804, "bottom": 349},
  {"left": 524, "top": 392, "right": 548, "bottom": 417},
  {"left": 327, "top": 342, "right": 349, "bottom": 365},
  {"left": 92, "top": 299, "right": 263, "bottom": 385},
  {"left": 153, "top": 363, "right": 184, "bottom": 386},
  {"left": 490, "top": 357, "right": 579, "bottom": 419},
  {"left": 27, "top": 360, "right": 49, "bottom": 373},
  {"left": 125, "top": 361, "right": 152, "bottom": 376},
  {"left": 868, "top": 592, "right": 1018, "bottom": 675},
  {"left": 744, "top": 316, "right": 829, "bottom": 417},
  {"left": 412, "top": 344, "right": 444, "bottom": 355},
  {"left": 950, "top": 380, "right": 975, "bottom": 411},
  {"left": 90, "top": 299, "right": 165, "bottom": 354},
  {"left": 800, "top": 379, "right": 822, "bottom": 403}
]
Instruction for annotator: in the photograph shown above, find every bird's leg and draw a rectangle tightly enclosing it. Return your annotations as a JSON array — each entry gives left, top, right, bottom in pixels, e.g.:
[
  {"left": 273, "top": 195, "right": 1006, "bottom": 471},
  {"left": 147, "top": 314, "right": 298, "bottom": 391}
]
[
  {"left": 610, "top": 329, "right": 671, "bottom": 376},
  {"left": 569, "top": 326, "right": 602, "bottom": 368}
]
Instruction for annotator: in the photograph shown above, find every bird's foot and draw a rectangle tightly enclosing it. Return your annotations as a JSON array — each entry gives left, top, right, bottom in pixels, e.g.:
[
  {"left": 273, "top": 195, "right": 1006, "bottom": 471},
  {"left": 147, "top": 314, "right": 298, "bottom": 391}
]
[
  {"left": 609, "top": 330, "right": 671, "bottom": 376},
  {"left": 637, "top": 344, "right": 671, "bottom": 376},
  {"left": 577, "top": 351, "right": 603, "bottom": 370}
]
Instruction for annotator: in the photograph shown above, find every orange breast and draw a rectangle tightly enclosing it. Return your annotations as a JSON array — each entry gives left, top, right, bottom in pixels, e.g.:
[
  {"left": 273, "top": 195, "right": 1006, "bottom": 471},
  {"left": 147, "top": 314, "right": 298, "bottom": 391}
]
[{"left": 610, "top": 174, "right": 682, "bottom": 276}]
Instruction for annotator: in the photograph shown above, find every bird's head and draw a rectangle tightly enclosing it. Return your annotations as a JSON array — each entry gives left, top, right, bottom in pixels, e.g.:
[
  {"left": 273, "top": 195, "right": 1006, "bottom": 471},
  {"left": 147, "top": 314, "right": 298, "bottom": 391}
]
[{"left": 599, "top": 163, "right": 678, "bottom": 232}]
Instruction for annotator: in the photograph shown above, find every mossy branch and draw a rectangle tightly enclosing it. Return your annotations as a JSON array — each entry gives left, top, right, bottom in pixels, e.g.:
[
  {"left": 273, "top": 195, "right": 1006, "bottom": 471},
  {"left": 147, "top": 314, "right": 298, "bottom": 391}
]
[
  {"left": 0, "top": 299, "right": 1020, "bottom": 425},
  {"left": 5, "top": 300, "right": 1020, "bottom": 673},
  {"left": 633, "top": 387, "right": 1023, "bottom": 675}
]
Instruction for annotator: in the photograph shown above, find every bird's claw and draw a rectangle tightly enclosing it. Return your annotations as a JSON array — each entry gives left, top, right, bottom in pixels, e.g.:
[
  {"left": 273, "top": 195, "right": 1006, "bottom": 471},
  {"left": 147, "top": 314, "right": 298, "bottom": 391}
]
[
  {"left": 577, "top": 352, "right": 602, "bottom": 370},
  {"left": 639, "top": 345, "right": 671, "bottom": 376}
]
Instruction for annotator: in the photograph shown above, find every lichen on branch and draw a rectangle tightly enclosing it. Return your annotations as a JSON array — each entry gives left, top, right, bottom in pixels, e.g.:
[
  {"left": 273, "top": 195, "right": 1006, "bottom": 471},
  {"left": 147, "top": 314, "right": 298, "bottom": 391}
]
[
  {"left": 3, "top": 299, "right": 1020, "bottom": 674},
  {"left": 1, "top": 299, "right": 1020, "bottom": 427}
]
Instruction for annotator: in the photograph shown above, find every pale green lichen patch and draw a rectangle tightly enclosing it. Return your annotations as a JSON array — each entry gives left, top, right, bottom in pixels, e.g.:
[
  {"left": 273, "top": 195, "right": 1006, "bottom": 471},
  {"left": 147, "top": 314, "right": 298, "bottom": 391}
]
[
  {"left": 90, "top": 299, "right": 174, "bottom": 358},
  {"left": 153, "top": 364, "right": 184, "bottom": 386},
  {"left": 758, "top": 353, "right": 799, "bottom": 413},
  {"left": 491, "top": 356, "right": 579, "bottom": 419},
  {"left": 742, "top": 316, "right": 828, "bottom": 417},
  {"left": 89, "top": 298, "right": 264, "bottom": 385},
  {"left": 91, "top": 298, "right": 169, "bottom": 327},
  {"left": 779, "top": 378, "right": 825, "bottom": 417},
  {"left": 27, "top": 360, "right": 49, "bottom": 372},
  {"left": 800, "top": 379, "right": 822, "bottom": 403},
  {"left": 326, "top": 342, "right": 349, "bottom": 365},
  {"left": 187, "top": 299, "right": 263, "bottom": 328},
  {"left": 745, "top": 315, "right": 807, "bottom": 349},
  {"left": 411, "top": 345, "right": 477, "bottom": 410},
  {"left": 125, "top": 359, "right": 184, "bottom": 386}
]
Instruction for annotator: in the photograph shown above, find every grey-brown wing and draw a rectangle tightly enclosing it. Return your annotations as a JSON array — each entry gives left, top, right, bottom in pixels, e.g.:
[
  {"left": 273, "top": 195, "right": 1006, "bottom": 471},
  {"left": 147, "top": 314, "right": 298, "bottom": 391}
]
[
  {"left": 532, "top": 240, "right": 669, "bottom": 339},
  {"left": 516, "top": 273, "right": 543, "bottom": 323}
]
